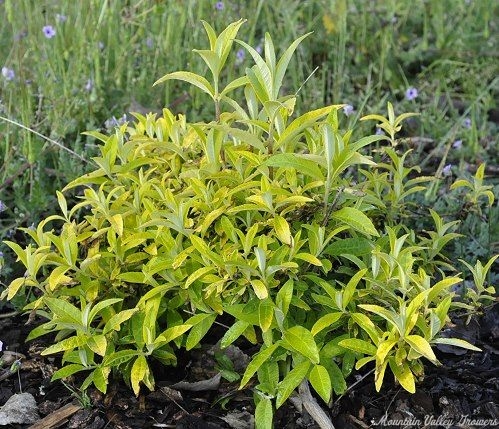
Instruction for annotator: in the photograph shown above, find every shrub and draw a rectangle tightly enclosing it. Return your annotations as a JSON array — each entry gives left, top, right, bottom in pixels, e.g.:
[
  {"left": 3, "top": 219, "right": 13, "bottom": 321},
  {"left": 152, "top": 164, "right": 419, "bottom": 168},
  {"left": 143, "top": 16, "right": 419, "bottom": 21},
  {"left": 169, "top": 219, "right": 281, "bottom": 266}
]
[{"left": 1, "top": 20, "right": 491, "bottom": 428}]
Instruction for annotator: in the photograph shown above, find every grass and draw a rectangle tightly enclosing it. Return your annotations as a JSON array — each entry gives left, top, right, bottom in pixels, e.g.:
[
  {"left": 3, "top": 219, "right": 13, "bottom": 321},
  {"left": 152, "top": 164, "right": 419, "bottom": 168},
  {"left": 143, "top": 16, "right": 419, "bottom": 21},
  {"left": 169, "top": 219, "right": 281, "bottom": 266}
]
[{"left": 0, "top": 0, "right": 498, "bottom": 284}]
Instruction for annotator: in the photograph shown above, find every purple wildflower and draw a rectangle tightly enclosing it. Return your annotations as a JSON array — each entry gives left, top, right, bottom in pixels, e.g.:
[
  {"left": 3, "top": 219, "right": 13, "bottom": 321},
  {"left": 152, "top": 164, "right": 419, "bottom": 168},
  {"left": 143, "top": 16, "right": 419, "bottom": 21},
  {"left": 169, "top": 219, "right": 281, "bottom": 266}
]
[
  {"left": 0, "top": 251, "right": 4, "bottom": 258},
  {"left": 146, "top": 37, "right": 154, "bottom": 48},
  {"left": 375, "top": 127, "right": 385, "bottom": 135},
  {"left": 1, "top": 66, "right": 15, "bottom": 81},
  {"left": 463, "top": 117, "right": 472, "bottom": 129},
  {"left": 105, "top": 114, "right": 127, "bottom": 130},
  {"left": 215, "top": 1, "right": 224, "bottom": 10},
  {"left": 85, "top": 78, "right": 93, "bottom": 92},
  {"left": 405, "top": 87, "right": 418, "bottom": 101},
  {"left": 452, "top": 139, "right": 463, "bottom": 149},
  {"left": 0, "top": 200, "right": 7, "bottom": 212},
  {"left": 343, "top": 104, "right": 354, "bottom": 116},
  {"left": 43, "top": 25, "right": 56, "bottom": 39},
  {"left": 235, "top": 48, "right": 245, "bottom": 65},
  {"left": 255, "top": 44, "right": 263, "bottom": 55},
  {"left": 442, "top": 164, "right": 452, "bottom": 176},
  {"left": 56, "top": 14, "right": 67, "bottom": 23}
]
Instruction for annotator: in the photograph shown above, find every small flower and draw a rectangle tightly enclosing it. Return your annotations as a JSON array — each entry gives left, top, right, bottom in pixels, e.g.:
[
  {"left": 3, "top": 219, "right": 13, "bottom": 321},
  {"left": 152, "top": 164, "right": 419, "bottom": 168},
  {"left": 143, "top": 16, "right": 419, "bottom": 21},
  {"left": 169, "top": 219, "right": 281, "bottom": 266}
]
[
  {"left": 235, "top": 48, "right": 245, "bottom": 65},
  {"left": 85, "top": 78, "right": 93, "bottom": 92},
  {"left": 463, "top": 117, "right": 472, "bottom": 129},
  {"left": 343, "top": 104, "right": 354, "bottom": 116},
  {"left": 0, "top": 340, "right": 3, "bottom": 352},
  {"left": 98, "top": 41, "right": 105, "bottom": 50},
  {"left": 146, "top": 37, "right": 154, "bottom": 49},
  {"left": 405, "top": 87, "right": 418, "bottom": 101},
  {"left": 255, "top": 44, "right": 263, "bottom": 55},
  {"left": 215, "top": 1, "right": 224, "bottom": 10},
  {"left": 105, "top": 114, "right": 127, "bottom": 130},
  {"left": 375, "top": 127, "right": 385, "bottom": 135},
  {"left": 0, "top": 200, "right": 7, "bottom": 212},
  {"left": 1, "top": 66, "right": 14, "bottom": 81},
  {"left": 452, "top": 139, "right": 463, "bottom": 149},
  {"left": 442, "top": 164, "right": 452, "bottom": 176},
  {"left": 0, "top": 251, "right": 4, "bottom": 258},
  {"left": 56, "top": 14, "right": 67, "bottom": 23},
  {"left": 42, "top": 25, "right": 56, "bottom": 39}
]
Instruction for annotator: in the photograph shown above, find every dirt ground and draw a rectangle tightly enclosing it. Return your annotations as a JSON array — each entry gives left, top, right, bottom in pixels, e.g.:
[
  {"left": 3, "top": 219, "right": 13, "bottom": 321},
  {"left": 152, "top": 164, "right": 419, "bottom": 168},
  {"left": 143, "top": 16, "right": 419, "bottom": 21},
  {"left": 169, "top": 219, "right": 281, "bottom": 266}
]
[{"left": 0, "top": 304, "right": 498, "bottom": 429}]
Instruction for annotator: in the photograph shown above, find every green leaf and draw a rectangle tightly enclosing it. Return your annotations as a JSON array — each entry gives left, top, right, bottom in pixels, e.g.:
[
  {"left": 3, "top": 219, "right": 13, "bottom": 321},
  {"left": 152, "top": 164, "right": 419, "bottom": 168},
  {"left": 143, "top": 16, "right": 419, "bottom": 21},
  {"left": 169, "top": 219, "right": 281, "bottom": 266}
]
[
  {"left": 342, "top": 268, "right": 367, "bottom": 309},
  {"left": 255, "top": 397, "right": 273, "bottom": 429},
  {"left": 376, "top": 338, "right": 398, "bottom": 364},
  {"left": 103, "top": 308, "right": 138, "bottom": 334},
  {"left": 44, "top": 297, "right": 82, "bottom": 327},
  {"left": 431, "top": 337, "right": 481, "bottom": 352},
  {"left": 332, "top": 207, "right": 379, "bottom": 237},
  {"left": 131, "top": 355, "right": 148, "bottom": 396},
  {"left": 325, "top": 360, "right": 347, "bottom": 395},
  {"left": 324, "top": 237, "right": 373, "bottom": 257},
  {"left": 221, "top": 320, "right": 250, "bottom": 349},
  {"left": 262, "top": 153, "right": 324, "bottom": 181},
  {"left": 186, "top": 314, "right": 216, "bottom": 350},
  {"left": 93, "top": 366, "right": 110, "bottom": 394},
  {"left": 282, "top": 326, "right": 320, "bottom": 364},
  {"left": 274, "top": 32, "right": 312, "bottom": 99},
  {"left": 102, "top": 349, "right": 139, "bottom": 367},
  {"left": 276, "top": 360, "right": 311, "bottom": 409},
  {"left": 311, "top": 312, "right": 343, "bottom": 336},
  {"left": 153, "top": 71, "right": 215, "bottom": 98},
  {"left": 309, "top": 364, "right": 332, "bottom": 403},
  {"left": 338, "top": 338, "right": 377, "bottom": 356},
  {"left": 240, "top": 342, "right": 280, "bottom": 389}
]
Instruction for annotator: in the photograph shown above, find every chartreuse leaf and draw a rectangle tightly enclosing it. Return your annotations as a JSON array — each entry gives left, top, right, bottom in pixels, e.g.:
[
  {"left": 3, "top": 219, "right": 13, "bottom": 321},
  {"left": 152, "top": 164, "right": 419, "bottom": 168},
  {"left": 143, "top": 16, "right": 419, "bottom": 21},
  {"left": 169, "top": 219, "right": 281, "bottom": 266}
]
[
  {"left": 255, "top": 397, "right": 273, "bottom": 429},
  {"left": 282, "top": 326, "right": 320, "bottom": 364},
  {"left": 375, "top": 359, "right": 388, "bottom": 392},
  {"left": 311, "top": 312, "right": 343, "bottom": 336},
  {"left": 273, "top": 215, "right": 291, "bottom": 245},
  {"left": 431, "top": 337, "right": 481, "bottom": 351},
  {"left": 338, "top": 338, "right": 377, "bottom": 356},
  {"left": 156, "top": 324, "right": 192, "bottom": 344},
  {"left": 309, "top": 364, "right": 332, "bottom": 403},
  {"left": 404, "top": 335, "right": 439, "bottom": 365},
  {"left": 240, "top": 342, "right": 281, "bottom": 389},
  {"left": 41, "top": 335, "right": 88, "bottom": 355},
  {"left": 332, "top": 207, "right": 379, "bottom": 237},
  {"left": 276, "top": 360, "right": 312, "bottom": 409},
  {"left": 93, "top": 366, "right": 111, "bottom": 394},
  {"left": 276, "top": 279, "right": 293, "bottom": 317},
  {"left": 51, "top": 364, "right": 87, "bottom": 381},
  {"left": 350, "top": 313, "right": 380, "bottom": 345},
  {"left": 259, "top": 298, "right": 274, "bottom": 333},
  {"left": 388, "top": 358, "right": 415, "bottom": 393},
  {"left": 376, "top": 338, "right": 398, "bottom": 364},
  {"left": 87, "top": 335, "right": 107, "bottom": 357},
  {"left": 131, "top": 355, "right": 148, "bottom": 396}
]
